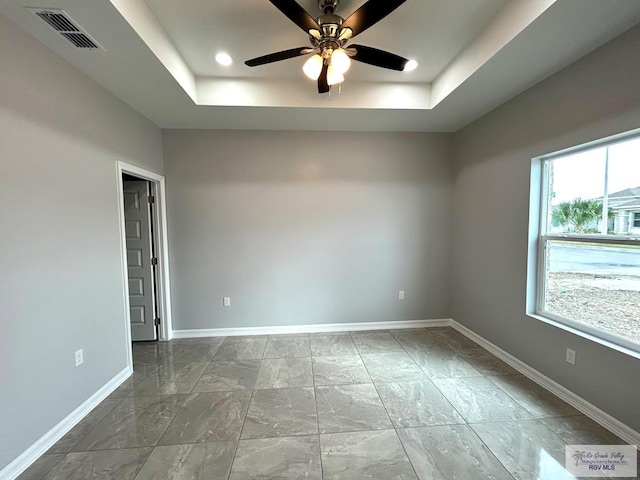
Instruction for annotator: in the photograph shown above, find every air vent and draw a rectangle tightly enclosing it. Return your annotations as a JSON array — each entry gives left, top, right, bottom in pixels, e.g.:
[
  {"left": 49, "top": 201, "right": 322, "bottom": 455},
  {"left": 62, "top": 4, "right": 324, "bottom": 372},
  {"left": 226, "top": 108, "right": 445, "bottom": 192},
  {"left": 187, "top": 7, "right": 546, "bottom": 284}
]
[{"left": 28, "top": 8, "right": 103, "bottom": 50}]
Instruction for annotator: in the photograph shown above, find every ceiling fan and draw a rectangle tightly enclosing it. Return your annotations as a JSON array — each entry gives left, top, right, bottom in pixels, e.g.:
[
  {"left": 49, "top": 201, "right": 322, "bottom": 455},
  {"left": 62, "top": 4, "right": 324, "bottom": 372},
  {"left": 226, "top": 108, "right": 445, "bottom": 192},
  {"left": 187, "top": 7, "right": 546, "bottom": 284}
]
[{"left": 245, "top": 0, "right": 413, "bottom": 94}]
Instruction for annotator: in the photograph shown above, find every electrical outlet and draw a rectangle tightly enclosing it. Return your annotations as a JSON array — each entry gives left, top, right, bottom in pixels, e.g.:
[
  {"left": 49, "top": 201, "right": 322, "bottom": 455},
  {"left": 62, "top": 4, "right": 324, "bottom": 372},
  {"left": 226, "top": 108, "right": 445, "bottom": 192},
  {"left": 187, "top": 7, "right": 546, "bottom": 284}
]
[
  {"left": 223, "top": 297, "right": 231, "bottom": 307},
  {"left": 566, "top": 348, "right": 576, "bottom": 365},
  {"left": 398, "top": 290, "right": 405, "bottom": 300},
  {"left": 75, "top": 349, "right": 83, "bottom": 367}
]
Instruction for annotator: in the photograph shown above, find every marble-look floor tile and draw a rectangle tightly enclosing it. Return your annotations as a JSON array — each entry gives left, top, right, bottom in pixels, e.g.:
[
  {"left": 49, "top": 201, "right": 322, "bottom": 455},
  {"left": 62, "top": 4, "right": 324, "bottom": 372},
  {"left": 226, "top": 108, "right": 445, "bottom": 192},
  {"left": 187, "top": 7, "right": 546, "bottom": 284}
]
[
  {"left": 130, "top": 363, "right": 162, "bottom": 378},
  {"left": 159, "top": 391, "right": 251, "bottom": 444},
  {"left": 376, "top": 381, "right": 465, "bottom": 428},
  {"left": 320, "top": 429, "right": 417, "bottom": 480},
  {"left": 397, "top": 424, "right": 513, "bottom": 480},
  {"left": 133, "top": 342, "right": 171, "bottom": 365},
  {"left": 540, "top": 415, "right": 626, "bottom": 445},
  {"left": 393, "top": 331, "right": 455, "bottom": 355},
  {"left": 254, "top": 357, "right": 313, "bottom": 389},
  {"left": 108, "top": 363, "right": 175, "bottom": 399},
  {"left": 169, "top": 337, "right": 225, "bottom": 358},
  {"left": 488, "top": 375, "right": 580, "bottom": 418},
  {"left": 134, "top": 442, "right": 236, "bottom": 480},
  {"left": 471, "top": 419, "right": 571, "bottom": 480},
  {"left": 433, "top": 377, "right": 533, "bottom": 423},
  {"left": 312, "top": 356, "right": 371, "bottom": 386},
  {"left": 408, "top": 349, "right": 483, "bottom": 379},
  {"left": 213, "top": 337, "right": 267, "bottom": 360},
  {"left": 458, "top": 347, "right": 520, "bottom": 376},
  {"left": 192, "top": 359, "right": 260, "bottom": 392},
  {"left": 229, "top": 435, "right": 322, "bottom": 480},
  {"left": 16, "top": 454, "right": 65, "bottom": 480},
  {"left": 428, "top": 328, "right": 481, "bottom": 352},
  {"left": 315, "top": 384, "right": 392, "bottom": 433},
  {"left": 361, "top": 353, "right": 427, "bottom": 383},
  {"left": 73, "top": 395, "right": 187, "bottom": 450},
  {"left": 128, "top": 362, "right": 209, "bottom": 396},
  {"left": 165, "top": 343, "right": 219, "bottom": 363},
  {"left": 242, "top": 387, "right": 317, "bottom": 439},
  {"left": 351, "top": 332, "right": 405, "bottom": 354},
  {"left": 43, "top": 448, "right": 152, "bottom": 480},
  {"left": 263, "top": 334, "right": 311, "bottom": 358},
  {"left": 389, "top": 328, "right": 427, "bottom": 334},
  {"left": 349, "top": 329, "right": 390, "bottom": 334},
  {"left": 48, "top": 398, "right": 121, "bottom": 453},
  {"left": 310, "top": 333, "right": 359, "bottom": 356}
]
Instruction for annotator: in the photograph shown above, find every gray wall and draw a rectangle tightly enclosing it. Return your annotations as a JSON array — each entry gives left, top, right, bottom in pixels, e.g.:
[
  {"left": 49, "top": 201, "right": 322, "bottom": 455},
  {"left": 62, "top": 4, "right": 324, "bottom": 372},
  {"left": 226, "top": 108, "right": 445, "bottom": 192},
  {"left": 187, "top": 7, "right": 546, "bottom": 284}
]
[
  {"left": 163, "top": 130, "right": 453, "bottom": 330},
  {"left": 0, "top": 15, "right": 163, "bottom": 469},
  {"left": 452, "top": 24, "right": 640, "bottom": 430}
]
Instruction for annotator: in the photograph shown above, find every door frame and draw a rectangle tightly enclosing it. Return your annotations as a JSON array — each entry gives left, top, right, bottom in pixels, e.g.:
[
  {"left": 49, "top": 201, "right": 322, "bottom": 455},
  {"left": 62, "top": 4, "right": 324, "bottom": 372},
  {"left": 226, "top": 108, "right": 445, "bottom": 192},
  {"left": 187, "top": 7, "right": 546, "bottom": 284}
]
[{"left": 116, "top": 162, "right": 173, "bottom": 363}]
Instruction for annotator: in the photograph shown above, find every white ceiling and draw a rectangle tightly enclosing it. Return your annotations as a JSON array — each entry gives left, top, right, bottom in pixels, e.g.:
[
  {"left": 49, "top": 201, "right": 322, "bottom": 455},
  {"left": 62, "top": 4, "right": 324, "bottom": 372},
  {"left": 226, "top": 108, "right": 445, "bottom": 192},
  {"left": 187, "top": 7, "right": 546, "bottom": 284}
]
[
  {"left": 2, "top": 0, "right": 640, "bottom": 131},
  {"left": 144, "top": 0, "right": 508, "bottom": 83}
]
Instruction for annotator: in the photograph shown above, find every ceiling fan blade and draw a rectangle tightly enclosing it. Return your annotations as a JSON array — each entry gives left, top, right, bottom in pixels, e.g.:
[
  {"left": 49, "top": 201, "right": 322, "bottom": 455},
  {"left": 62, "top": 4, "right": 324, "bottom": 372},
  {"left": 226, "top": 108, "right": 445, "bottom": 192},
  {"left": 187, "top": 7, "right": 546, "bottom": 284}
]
[
  {"left": 340, "top": 0, "right": 406, "bottom": 38},
  {"left": 318, "top": 63, "right": 330, "bottom": 94},
  {"left": 349, "top": 44, "right": 409, "bottom": 71},
  {"left": 245, "top": 47, "right": 311, "bottom": 67},
  {"left": 269, "top": 0, "right": 320, "bottom": 34}
]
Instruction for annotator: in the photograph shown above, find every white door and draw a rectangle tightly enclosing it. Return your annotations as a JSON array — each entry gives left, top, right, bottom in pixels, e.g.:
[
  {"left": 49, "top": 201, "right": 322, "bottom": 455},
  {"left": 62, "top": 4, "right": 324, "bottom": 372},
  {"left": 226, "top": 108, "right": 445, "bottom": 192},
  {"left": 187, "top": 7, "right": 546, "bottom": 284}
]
[{"left": 124, "top": 180, "right": 157, "bottom": 341}]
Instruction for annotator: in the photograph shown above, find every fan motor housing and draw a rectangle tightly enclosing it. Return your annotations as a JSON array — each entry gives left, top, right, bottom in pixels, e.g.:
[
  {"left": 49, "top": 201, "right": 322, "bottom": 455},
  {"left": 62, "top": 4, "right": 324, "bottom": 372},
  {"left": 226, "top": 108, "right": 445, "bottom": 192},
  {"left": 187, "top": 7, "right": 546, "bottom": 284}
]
[
  {"left": 318, "top": 0, "right": 339, "bottom": 14},
  {"left": 317, "top": 14, "right": 342, "bottom": 38}
]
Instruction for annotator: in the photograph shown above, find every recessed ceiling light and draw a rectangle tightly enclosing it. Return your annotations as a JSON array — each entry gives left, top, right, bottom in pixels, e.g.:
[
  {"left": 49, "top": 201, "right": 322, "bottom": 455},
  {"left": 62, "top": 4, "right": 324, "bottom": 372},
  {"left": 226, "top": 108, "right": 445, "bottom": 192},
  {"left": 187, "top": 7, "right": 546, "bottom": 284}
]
[
  {"left": 404, "top": 60, "right": 418, "bottom": 72},
  {"left": 215, "top": 52, "right": 233, "bottom": 66}
]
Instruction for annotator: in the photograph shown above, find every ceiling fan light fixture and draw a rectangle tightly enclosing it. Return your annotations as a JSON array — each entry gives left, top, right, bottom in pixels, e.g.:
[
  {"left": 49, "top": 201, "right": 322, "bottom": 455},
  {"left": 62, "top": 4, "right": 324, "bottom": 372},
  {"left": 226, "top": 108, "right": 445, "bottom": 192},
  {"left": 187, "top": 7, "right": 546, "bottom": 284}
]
[
  {"left": 215, "top": 52, "right": 233, "bottom": 66},
  {"left": 327, "top": 65, "right": 344, "bottom": 85},
  {"left": 331, "top": 48, "right": 351, "bottom": 74},
  {"left": 303, "top": 54, "right": 324, "bottom": 80},
  {"left": 337, "top": 27, "right": 353, "bottom": 41},
  {"left": 309, "top": 28, "right": 322, "bottom": 40},
  {"left": 403, "top": 59, "right": 418, "bottom": 72}
]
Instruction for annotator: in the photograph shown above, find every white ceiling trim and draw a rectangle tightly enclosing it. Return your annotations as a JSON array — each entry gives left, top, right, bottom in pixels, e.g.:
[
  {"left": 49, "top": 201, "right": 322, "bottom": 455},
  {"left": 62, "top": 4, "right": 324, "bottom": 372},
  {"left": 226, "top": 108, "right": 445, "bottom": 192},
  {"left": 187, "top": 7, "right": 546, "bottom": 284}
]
[
  {"left": 432, "top": 0, "right": 556, "bottom": 106},
  {"left": 109, "top": 0, "right": 197, "bottom": 102},
  {"left": 195, "top": 77, "right": 431, "bottom": 109}
]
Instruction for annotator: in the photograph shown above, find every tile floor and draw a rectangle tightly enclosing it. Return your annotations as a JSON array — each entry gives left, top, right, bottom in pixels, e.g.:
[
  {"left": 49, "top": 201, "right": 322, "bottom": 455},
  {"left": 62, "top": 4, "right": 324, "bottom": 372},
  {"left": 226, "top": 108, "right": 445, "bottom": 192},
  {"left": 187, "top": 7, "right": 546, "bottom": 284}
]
[{"left": 19, "top": 327, "right": 638, "bottom": 480}]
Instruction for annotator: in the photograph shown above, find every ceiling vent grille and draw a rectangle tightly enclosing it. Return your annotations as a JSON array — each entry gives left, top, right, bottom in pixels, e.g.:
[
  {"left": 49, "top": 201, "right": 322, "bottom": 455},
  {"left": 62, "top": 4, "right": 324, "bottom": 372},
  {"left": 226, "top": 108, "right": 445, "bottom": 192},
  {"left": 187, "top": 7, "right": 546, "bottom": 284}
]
[{"left": 28, "top": 8, "right": 103, "bottom": 50}]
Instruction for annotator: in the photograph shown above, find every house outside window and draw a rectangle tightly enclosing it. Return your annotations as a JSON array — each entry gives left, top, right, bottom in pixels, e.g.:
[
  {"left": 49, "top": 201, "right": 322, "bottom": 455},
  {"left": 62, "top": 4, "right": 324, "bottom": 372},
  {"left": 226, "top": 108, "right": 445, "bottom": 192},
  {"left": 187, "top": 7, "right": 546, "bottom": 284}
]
[{"left": 534, "top": 132, "right": 640, "bottom": 353}]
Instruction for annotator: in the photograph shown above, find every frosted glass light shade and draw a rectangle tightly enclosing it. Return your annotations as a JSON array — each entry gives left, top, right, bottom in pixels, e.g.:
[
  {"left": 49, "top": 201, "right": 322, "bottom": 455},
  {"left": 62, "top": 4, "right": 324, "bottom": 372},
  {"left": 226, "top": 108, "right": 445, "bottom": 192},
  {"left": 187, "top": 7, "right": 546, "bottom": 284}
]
[
  {"left": 327, "top": 65, "right": 344, "bottom": 85},
  {"left": 403, "top": 60, "right": 418, "bottom": 72},
  {"left": 331, "top": 49, "right": 351, "bottom": 75},
  {"left": 303, "top": 54, "right": 323, "bottom": 80}
]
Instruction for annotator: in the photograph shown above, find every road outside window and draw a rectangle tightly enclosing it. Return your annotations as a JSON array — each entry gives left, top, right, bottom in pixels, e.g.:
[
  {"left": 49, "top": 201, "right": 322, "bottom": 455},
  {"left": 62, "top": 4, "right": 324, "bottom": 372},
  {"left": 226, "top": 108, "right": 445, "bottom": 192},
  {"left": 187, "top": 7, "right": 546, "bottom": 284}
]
[{"left": 537, "top": 134, "right": 640, "bottom": 351}]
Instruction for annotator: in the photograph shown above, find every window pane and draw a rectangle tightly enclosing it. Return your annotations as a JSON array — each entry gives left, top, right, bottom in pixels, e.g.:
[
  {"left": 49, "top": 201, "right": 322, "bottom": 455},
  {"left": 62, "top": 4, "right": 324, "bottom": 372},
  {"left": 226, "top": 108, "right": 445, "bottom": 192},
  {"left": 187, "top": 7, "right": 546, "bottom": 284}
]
[
  {"left": 546, "top": 150, "right": 606, "bottom": 234},
  {"left": 607, "top": 137, "right": 640, "bottom": 237},
  {"left": 544, "top": 240, "right": 640, "bottom": 343}
]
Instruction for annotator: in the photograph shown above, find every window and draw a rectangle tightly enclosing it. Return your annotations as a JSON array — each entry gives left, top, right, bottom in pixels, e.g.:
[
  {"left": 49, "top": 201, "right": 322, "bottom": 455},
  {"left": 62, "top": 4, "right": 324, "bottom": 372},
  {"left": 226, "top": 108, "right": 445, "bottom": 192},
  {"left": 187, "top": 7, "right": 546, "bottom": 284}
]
[{"left": 535, "top": 132, "right": 640, "bottom": 353}]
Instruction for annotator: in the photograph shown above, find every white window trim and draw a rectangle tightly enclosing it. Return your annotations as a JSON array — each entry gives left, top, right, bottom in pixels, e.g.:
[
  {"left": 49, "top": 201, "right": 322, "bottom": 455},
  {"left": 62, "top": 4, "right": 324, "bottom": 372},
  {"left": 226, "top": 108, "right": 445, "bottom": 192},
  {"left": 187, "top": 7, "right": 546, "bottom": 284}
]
[{"left": 529, "top": 129, "right": 640, "bottom": 358}]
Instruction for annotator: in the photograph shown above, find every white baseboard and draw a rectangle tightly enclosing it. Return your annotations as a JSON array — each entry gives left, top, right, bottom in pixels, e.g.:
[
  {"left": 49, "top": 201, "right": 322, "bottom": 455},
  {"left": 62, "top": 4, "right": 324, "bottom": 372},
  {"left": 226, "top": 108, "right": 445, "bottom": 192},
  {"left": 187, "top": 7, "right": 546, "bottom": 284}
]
[
  {"left": 171, "top": 318, "right": 452, "bottom": 338},
  {"left": 449, "top": 319, "right": 640, "bottom": 448},
  {"left": 1, "top": 366, "right": 133, "bottom": 480}
]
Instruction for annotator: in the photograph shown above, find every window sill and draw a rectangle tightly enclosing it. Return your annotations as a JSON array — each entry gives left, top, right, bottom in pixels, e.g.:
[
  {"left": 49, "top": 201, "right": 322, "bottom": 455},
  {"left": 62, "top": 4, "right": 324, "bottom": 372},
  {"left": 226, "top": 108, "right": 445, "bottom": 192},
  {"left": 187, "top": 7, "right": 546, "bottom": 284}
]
[{"left": 527, "top": 312, "right": 640, "bottom": 361}]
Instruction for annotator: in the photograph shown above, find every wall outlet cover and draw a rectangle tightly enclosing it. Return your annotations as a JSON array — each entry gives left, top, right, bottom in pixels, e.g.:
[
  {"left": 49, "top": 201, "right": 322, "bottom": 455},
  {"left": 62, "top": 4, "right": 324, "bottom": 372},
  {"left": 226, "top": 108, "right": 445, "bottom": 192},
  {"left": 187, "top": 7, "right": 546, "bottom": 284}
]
[
  {"left": 74, "top": 349, "right": 83, "bottom": 367},
  {"left": 566, "top": 348, "right": 576, "bottom": 365}
]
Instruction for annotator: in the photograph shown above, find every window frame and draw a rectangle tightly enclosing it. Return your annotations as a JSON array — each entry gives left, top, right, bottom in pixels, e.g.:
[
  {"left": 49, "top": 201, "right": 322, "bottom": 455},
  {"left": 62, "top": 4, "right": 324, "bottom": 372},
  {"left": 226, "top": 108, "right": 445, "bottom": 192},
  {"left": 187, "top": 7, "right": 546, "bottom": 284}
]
[{"left": 533, "top": 131, "right": 640, "bottom": 356}]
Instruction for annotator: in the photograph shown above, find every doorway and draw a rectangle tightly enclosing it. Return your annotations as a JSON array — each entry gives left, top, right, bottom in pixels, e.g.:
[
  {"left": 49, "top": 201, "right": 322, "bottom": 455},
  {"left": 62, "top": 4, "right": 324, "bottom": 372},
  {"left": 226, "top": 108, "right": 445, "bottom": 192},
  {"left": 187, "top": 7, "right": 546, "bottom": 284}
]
[
  {"left": 116, "top": 163, "right": 173, "bottom": 367},
  {"left": 123, "top": 174, "right": 158, "bottom": 341}
]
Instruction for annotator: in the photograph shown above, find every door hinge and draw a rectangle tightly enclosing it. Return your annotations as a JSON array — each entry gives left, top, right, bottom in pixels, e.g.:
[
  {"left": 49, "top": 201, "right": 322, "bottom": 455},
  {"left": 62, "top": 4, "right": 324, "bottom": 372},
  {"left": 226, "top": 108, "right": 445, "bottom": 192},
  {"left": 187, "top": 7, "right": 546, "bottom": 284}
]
[
  {"left": 151, "top": 257, "right": 158, "bottom": 266},
  {"left": 148, "top": 195, "right": 155, "bottom": 204},
  {"left": 154, "top": 318, "right": 161, "bottom": 326}
]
